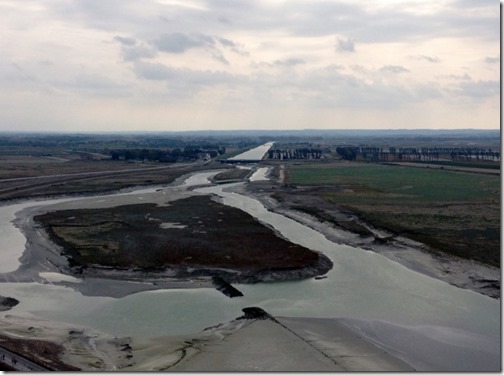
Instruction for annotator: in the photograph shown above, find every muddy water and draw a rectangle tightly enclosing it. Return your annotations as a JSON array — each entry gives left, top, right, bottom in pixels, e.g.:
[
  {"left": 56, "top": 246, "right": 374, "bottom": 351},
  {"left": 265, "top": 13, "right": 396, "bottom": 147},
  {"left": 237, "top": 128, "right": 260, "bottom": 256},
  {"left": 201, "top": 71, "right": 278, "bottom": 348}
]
[
  {"left": 228, "top": 142, "right": 274, "bottom": 161},
  {"left": 0, "top": 171, "right": 500, "bottom": 370},
  {"left": 248, "top": 167, "right": 270, "bottom": 181},
  {"left": 197, "top": 184, "right": 499, "bottom": 331}
]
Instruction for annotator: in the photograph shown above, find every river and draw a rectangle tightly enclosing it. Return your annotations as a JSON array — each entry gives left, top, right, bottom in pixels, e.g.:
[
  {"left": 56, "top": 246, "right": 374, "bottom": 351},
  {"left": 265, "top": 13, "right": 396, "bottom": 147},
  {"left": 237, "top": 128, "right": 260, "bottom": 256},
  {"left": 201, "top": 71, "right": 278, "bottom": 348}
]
[
  {"left": 0, "top": 170, "right": 500, "bottom": 371},
  {"left": 227, "top": 142, "right": 274, "bottom": 161}
]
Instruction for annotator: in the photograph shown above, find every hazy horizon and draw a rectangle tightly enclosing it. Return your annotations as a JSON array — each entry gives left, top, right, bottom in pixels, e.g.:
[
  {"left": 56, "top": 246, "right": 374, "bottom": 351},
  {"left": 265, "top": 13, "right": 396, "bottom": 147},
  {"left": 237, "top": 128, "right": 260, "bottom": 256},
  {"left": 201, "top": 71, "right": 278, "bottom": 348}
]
[{"left": 0, "top": 0, "right": 500, "bottom": 132}]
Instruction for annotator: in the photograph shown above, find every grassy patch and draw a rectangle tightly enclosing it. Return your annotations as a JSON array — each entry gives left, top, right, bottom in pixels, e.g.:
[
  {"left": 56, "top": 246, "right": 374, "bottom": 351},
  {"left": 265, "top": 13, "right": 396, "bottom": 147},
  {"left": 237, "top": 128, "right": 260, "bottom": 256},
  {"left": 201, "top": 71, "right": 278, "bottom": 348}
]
[
  {"left": 213, "top": 168, "right": 251, "bottom": 181},
  {"left": 290, "top": 163, "right": 500, "bottom": 202},
  {"left": 291, "top": 205, "right": 373, "bottom": 237},
  {"left": 287, "top": 162, "right": 500, "bottom": 266},
  {"left": 35, "top": 196, "right": 320, "bottom": 271}
]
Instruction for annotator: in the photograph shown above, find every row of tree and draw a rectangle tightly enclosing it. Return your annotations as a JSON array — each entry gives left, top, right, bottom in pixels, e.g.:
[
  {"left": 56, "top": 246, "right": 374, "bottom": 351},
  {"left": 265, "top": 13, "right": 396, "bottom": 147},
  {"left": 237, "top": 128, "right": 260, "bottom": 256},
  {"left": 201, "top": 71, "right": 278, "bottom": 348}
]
[
  {"left": 336, "top": 146, "right": 500, "bottom": 162},
  {"left": 268, "top": 148, "right": 322, "bottom": 160},
  {"left": 109, "top": 145, "right": 226, "bottom": 163}
]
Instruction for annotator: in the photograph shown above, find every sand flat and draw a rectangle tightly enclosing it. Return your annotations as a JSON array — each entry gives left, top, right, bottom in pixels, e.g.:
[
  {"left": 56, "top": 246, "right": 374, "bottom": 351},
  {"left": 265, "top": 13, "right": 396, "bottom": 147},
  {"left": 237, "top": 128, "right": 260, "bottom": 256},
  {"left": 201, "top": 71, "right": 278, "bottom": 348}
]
[
  {"left": 170, "top": 316, "right": 413, "bottom": 372},
  {"left": 172, "top": 318, "right": 344, "bottom": 371},
  {"left": 276, "top": 317, "right": 414, "bottom": 371}
]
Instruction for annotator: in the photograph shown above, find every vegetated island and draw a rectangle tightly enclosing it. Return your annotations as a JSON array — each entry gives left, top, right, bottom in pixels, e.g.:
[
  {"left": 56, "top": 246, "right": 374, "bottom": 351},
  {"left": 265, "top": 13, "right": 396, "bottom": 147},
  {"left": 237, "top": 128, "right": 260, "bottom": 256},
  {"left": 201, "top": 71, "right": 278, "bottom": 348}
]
[
  {"left": 0, "top": 296, "right": 19, "bottom": 312},
  {"left": 33, "top": 195, "right": 332, "bottom": 288}
]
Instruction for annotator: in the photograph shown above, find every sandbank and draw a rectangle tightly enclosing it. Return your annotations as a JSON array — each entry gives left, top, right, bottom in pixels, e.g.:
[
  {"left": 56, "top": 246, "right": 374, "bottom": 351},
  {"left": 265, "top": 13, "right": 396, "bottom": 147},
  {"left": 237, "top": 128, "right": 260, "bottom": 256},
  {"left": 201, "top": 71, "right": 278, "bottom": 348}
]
[
  {"left": 242, "top": 180, "right": 500, "bottom": 299},
  {"left": 167, "top": 314, "right": 413, "bottom": 372}
]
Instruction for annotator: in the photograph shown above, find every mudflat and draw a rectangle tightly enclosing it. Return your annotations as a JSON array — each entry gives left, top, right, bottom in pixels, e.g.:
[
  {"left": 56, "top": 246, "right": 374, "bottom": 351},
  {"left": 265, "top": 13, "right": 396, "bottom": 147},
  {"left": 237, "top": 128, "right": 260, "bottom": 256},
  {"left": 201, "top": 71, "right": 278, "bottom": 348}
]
[{"left": 33, "top": 195, "right": 332, "bottom": 282}]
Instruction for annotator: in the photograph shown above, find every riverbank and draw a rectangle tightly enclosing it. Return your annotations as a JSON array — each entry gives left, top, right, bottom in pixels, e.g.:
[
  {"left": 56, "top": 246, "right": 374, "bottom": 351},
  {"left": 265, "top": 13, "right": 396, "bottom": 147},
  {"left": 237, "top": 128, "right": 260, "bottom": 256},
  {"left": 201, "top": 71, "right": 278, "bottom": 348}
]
[
  {"left": 0, "top": 167, "right": 500, "bottom": 371},
  {"left": 5, "top": 165, "right": 497, "bottom": 299},
  {"left": 242, "top": 179, "right": 500, "bottom": 299},
  {"left": 0, "top": 171, "right": 331, "bottom": 299},
  {"left": 0, "top": 307, "right": 415, "bottom": 371},
  {"left": 168, "top": 309, "right": 414, "bottom": 372}
]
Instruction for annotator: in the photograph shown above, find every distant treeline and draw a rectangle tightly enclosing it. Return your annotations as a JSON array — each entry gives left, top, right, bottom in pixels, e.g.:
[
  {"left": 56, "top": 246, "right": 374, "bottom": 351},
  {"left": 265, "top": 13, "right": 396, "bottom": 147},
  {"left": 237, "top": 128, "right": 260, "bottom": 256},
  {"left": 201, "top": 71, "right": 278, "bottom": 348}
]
[
  {"left": 110, "top": 145, "right": 226, "bottom": 162},
  {"left": 336, "top": 146, "right": 500, "bottom": 162},
  {"left": 268, "top": 148, "right": 322, "bottom": 160}
]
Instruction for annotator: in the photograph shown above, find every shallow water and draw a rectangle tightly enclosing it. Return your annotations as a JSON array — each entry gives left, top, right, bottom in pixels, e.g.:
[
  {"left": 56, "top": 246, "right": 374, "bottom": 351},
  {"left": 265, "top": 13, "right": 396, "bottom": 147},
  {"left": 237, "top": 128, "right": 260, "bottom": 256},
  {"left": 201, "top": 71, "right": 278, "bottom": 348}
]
[
  {"left": 0, "top": 171, "right": 500, "bottom": 370},
  {"left": 228, "top": 142, "right": 274, "bottom": 161},
  {"left": 197, "top": 184, "right": 499, "bottom": 334},
  {"left": 249, "top": 167, "right": 270, "bottom": 181}
]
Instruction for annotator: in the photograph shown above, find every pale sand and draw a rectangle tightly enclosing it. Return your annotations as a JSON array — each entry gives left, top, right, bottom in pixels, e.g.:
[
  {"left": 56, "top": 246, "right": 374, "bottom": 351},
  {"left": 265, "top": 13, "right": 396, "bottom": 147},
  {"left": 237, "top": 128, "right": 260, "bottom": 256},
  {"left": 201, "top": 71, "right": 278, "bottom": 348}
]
[
  {"left": 0, "top": 312, "right": 414, "bottom": 371},
  {"left": 0, "top": 313, "right": 133, "bottom": 371},
  {"left": 242, "top": 181, "right": 500, "bottom": 299},
  {"left": 167, "top": 316, "right": 413, "bottom": 372},
  {"left": 0, "top": 170, "right": 497, "bottom": 371}
]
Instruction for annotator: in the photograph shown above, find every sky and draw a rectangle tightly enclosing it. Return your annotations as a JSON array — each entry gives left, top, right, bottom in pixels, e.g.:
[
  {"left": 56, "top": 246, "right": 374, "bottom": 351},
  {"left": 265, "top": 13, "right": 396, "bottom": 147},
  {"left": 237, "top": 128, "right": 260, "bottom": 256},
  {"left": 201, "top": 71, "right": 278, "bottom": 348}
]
[{"left": 0, "top": 0, "right": 500, "bottom": 132}]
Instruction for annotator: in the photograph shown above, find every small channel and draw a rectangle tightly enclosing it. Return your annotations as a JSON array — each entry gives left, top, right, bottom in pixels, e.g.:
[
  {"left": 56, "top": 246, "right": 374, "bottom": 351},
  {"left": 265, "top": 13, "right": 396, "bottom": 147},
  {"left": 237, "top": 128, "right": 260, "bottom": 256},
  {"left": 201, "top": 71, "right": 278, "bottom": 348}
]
[
  {"left": 0, "top": 170, "right": 500, "bottom": 370},
  {"left": 227, "top": 142, "right": 274, "bottom": 161}
]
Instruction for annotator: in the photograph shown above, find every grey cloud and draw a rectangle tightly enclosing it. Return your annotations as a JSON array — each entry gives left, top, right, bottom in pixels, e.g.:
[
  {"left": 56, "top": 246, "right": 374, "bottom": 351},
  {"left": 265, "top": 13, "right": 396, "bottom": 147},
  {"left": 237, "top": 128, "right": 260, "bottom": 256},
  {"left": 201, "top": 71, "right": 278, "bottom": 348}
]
[
  {"left": 441, "top": 73, "right": 472, "bottom": 81},
  {"left": 413, "top": 55, "right": 440, "bottom": 63},
  {"left": 151, "top": 33, "right": 242, "bottom": 64},
  {"left": 336, "top": 38, "right": 355, "bottom": 53},
  {"left": 380, "top": 65, "right": 410, "bottom": 74},
  {"left": 217, "top": 16, "right": 231, "bottom": 24},
  {"left": 451, "top": 0, "right": 495, "bottom": 9},
  {"left": 57, "top": 74, "right": 129, "bottom": 97},
  {"left": 49, "top": 1, "right": 499, "bottom": 50},
  {"left": 201, "top": 0, "right": 498, "bottom": 43},
  {"left": 456, "top": 80, "right": 499, "bottom": 98},
  {"left": 350, "top": 65, "right": 369, "bottom": 74},
  {"left": 216, "top": 36, "right": 248, "bottom": 56},
  {"left": 51, "top": 0, "right": 147, "bottom": 31},
  {"left": 210, "top": 50, "right": 229, "bottom": 65},
  {"left": 114, "top": 36, "right": 136, "bottom": 46},
  {"left": 484, "top": 56, "right": 499, "bottom": 64},
  {"left": 132, "top": 61, "right": 240, "bottom": 93},
  {"left": 274, "top": 58, "right": 305, "bottom": 67},
  {"left": 297, "top": 66, "right": 440, "bottom": 110},
  {"left": 114, "top": 35, "right": 157, "bottom": 62},
  {"left": 133, "top": 61, "right": 174, "bottom": 81},
  {"left": 129, "top": 58, "right": 443, "bottom": 110},
  {"left": 154, "top": 33, "right": 212, "bottom": 53},
  {"left": 121, "top": 45, "right": 158, "bottom": 62},
  {"left": 1, "top": 59, "right": 129, "bottom": 97},
  {"left": 216, "top": 37, "right": 236, "bottom": 48},
  {"left": 39, "top": 59, "right": 54, "bottom": 66}
]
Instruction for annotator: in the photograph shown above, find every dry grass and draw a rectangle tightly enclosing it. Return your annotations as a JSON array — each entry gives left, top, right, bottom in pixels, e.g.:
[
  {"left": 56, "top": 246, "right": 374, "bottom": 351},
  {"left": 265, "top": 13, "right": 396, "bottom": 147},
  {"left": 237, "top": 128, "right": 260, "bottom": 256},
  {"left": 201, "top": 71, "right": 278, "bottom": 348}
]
[
  {"left": 35, "top": 195, "right": 320, "bottom": 271},
  {"left": 282, "top": 162, "right": 500, "bottom": 267}
]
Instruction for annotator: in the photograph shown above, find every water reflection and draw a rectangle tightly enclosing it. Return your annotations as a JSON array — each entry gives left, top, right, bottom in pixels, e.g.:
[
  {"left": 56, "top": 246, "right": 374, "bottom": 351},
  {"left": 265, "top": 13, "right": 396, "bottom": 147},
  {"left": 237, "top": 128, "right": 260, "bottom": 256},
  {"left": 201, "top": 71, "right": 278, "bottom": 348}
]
[{"left": 0, "top": 171, "right": 499, "bottom": 368}]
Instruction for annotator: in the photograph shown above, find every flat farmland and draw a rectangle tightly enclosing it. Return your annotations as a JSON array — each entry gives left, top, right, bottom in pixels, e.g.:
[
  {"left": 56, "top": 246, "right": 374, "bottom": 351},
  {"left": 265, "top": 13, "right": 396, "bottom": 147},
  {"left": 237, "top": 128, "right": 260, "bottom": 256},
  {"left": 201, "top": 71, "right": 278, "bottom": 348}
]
[
  {"left": 286, "top": 162, "right": 500, "bottom": 267},
  {"left": 0, "top": 158, "right": 224, "bottom": 201}
]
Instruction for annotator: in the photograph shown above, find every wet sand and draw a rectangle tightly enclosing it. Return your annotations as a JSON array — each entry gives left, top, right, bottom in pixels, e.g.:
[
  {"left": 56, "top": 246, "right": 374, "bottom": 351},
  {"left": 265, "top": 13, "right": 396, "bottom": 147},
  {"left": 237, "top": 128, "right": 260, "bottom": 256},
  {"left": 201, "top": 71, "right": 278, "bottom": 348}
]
[
  {"left": 0, "top": 308, "right": 414, "bottom": 371},
  {"left": 242, "top": 180, "right": 500, "bottom": 299},
  {"left": 0, "top": 182, "right": 217, "bottom": 297},
  {"left": 0, "top": 167, "right": 499, "bottom": 371},
  {"left": 4, "top": 167, "right": 498, "bottom": 300},
  {"left": 165, "top": 315, "right": 413, "bottom": 372}
]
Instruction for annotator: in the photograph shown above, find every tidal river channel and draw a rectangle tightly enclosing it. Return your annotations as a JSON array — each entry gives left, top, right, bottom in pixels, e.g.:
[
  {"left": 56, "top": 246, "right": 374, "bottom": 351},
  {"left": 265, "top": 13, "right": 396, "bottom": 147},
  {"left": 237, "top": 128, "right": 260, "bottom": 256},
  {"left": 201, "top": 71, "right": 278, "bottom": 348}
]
[{"left": 0, "top": 167, "right": 500, "bottom": 371}]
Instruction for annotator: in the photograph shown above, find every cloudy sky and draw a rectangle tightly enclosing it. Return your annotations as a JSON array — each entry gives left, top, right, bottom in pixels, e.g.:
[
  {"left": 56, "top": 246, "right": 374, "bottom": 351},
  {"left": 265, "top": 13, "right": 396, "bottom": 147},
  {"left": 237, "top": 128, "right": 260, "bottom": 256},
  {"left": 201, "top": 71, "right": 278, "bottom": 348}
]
[{"left": 0, "top": 0, "right": 500, "bottom": 132}]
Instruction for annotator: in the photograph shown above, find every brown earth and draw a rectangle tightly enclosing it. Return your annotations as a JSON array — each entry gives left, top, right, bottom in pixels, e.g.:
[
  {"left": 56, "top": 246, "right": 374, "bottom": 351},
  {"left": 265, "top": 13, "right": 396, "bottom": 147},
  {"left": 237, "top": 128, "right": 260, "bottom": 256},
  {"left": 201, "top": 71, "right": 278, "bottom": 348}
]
[
  {"left": 33, "top": 195, "right": 330, "bottom": 281},
  {"left": 260, "top": 159, "right": 500, "bottom": 268},
  {"left": 268, "top": 184, "right": 500, "bottom": 268},
  {"left": 0, "top": 160, "right": 227, "bottom": 202}
]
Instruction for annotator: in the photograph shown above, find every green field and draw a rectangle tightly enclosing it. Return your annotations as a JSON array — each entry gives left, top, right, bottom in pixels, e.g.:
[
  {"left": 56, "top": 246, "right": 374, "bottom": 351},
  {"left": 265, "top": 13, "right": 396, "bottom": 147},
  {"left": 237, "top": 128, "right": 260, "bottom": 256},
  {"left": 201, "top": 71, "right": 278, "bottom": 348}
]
[
  {"left": 290, "top": 163, "right": 500, "bottom": 203},
  {"left": 287, "top": 162, "right": 500, "bottom": 267}
]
